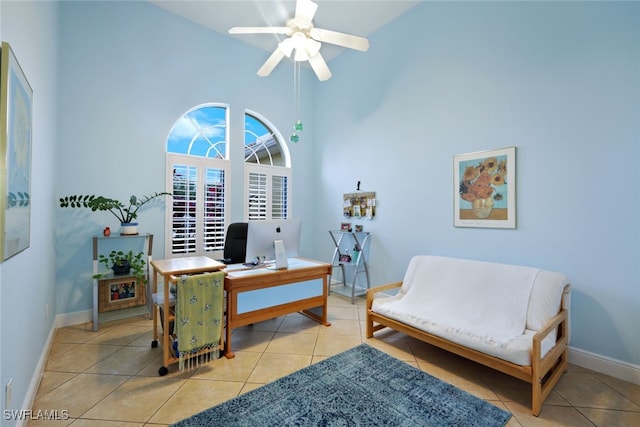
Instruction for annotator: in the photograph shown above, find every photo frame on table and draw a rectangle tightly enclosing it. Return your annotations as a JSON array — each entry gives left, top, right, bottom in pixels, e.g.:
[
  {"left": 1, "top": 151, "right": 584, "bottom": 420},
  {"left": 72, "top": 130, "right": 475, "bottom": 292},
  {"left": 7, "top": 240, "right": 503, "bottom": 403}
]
[
  {"left": 0, "top": 41, "right": 33, "bottom": 261},
  {"left": 454, "top": 146, "right": 516, "bottom": 229}
]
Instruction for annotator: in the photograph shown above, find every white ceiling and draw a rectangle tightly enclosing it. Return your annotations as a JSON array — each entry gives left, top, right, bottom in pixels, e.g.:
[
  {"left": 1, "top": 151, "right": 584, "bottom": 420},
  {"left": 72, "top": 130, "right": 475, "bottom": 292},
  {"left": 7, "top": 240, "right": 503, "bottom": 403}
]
[{"left": 149, "top": 0, "right": 421, "bottom": 62}]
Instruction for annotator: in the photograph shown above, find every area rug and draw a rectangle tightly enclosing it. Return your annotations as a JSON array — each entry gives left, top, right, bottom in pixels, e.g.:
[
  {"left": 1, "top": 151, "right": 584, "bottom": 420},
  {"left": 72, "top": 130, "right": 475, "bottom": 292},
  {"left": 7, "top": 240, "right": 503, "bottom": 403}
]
[{"left": 172, "top": 344, "right": 511, "bottom": 426}]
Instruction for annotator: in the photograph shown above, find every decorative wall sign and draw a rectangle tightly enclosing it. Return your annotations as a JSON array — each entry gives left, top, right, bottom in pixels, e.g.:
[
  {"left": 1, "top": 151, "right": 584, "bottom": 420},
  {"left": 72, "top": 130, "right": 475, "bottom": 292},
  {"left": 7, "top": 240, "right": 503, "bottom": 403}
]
[
  {"left": 343, "top": 192, "right": 376, "bottom": 219},
  {"left": 0, "top": 41, "right": 33, "bottom": 260},
  {"left": 454, "top": 147, "right": 516, "bottom": 228}
]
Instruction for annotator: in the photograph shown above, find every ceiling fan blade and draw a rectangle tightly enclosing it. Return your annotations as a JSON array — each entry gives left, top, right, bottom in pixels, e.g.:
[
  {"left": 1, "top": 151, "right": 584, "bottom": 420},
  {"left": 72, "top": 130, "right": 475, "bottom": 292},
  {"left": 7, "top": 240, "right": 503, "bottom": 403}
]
[
  {"left": 295, "top": 0, "right": 318, "bottom": 24},
  {"left": 229, "top": 26, "right": 290, "bottom": 35},
  {"left": 308, "top": 53, "right": 332, "bottom": 81},
  {"left": 257, "top": 48, "right": 286, "bottom": 77},
  {"left": 310, "top": 28, "right": 369, "bottom": 52}
]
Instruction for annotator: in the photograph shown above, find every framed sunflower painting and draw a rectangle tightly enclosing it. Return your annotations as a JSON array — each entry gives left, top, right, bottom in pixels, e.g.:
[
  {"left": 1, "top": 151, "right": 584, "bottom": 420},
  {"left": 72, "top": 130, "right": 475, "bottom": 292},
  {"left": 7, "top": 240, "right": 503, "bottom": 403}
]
[{"left": 454, "top": 147, "right": 516, "bottom": 229}]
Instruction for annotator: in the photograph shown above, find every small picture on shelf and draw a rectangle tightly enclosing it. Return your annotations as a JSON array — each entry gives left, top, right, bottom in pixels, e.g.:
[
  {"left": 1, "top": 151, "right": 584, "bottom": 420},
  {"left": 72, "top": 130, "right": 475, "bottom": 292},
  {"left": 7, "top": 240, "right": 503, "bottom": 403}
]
[
  {"left": 99, "top": 277, "right": 145, "bottom": 312},
  {"left": 339, "top": 254, "right": 352, "bottom": 263},
  {"left": 355, "top": 225, "right": 363, "bottom": 232},
  {"left": 110, "top": 282, "right": 136, "bottom": 302},
  {"left": 341, "top": 222, "right": 352, "bottom": 232}
]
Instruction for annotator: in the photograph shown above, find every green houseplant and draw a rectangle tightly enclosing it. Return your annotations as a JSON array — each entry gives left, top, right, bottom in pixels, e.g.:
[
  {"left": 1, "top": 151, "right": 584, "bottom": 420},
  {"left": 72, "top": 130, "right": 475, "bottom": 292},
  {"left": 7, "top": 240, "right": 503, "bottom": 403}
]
[
  {"left": 95, "top": 249, "right": 147, "bottom": 284},
  {"left": 59, "top": 192, "right": 171, "bottom": 234}
]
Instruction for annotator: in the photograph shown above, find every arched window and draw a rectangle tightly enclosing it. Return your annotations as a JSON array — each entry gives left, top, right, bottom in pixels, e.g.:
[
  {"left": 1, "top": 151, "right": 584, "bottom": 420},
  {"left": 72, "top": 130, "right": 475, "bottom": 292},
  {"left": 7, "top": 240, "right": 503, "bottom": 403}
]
[
  {"left": 165, "top": 104, "right": 229, "bottom": 258},
  {"left": 244, "top": 111, "right": 291, "bottom": 220}
]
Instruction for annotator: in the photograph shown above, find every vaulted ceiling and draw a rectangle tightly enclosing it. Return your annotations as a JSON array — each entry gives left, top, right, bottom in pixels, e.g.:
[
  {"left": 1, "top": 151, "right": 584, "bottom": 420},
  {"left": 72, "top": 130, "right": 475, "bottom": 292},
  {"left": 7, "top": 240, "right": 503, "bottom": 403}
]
[{"left": 149, "top": 1, "right": 421, "bottom": 62}]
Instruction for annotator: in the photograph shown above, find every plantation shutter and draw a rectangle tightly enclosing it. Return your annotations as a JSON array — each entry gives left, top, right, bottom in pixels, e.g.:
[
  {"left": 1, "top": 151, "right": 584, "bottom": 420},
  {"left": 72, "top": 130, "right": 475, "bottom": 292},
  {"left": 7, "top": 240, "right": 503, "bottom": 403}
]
[
  {"left": 271, "top": 174, "right": 288, "bottom": 219},
  {"left": 167, "top": 154, "right": 228, "bottom": 258},
  {"left": 245, "top": 164, "right": 291, "bottom": 221}
]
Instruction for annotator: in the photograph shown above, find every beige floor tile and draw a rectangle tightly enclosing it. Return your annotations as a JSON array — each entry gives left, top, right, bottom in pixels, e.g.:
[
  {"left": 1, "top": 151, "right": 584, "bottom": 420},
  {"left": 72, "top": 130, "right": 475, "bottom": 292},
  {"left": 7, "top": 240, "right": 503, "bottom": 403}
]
[
  {"left": 128, "top": 330, "right": 157, "bottom": 347},
  {"left": 32, "top": 373, "right": 130, "bottom": 418},
  {"left": 26, "top": 418, "right": 74, "bottom": 427},
  {"left": 54, "top": 324, "right": 98, "bottom": 344},
  {"left": 556, "top": 372, "right": 640, "bottom": 411},
  {"left": 265, "top": 331, "right": 317, "bottom": 354},
  {"left": 506, "top": 400, "right": 594, "bottom": 426},
  {"left": 593, "top": 372, "right": 640, "bottom": 406},
  {"left": 277, "top": 313, "right": 321, "bottom": 333},
  {"left": 364, "top": 334, "right": 415, "bottom": 362},
  {"left": 191, "top": 351, "right": 261, "bottom": 382},
  {"left": 67, "top": 421, "right": 144, "bottom": 426},
  {"left": 149, "top": 378, "right": 244, "bottom": 425},
  {"left": 81, "top": 376, "right": 185, "bottom": 423},
  {"left": 239, "top": 382, "right": 264, "bottom": 394},
  {"left": 131, "top": 352, "right": 166, "bottom": 377},
  {"left": 47, "top": 342, "right": 79, "bottom": 359},
  {"left": 327, "top": 305, "right": 360, "bottom": 321},
  {"left": 246, "top": 353, "right": 311, "bottom": 383},
  {"left": 229, "top": 329, "right": 274, "bottom": 353},
  {"left": 482, "top": 370, "right": 531, "bottom": 407},
  {"left": 85, "top": 346, "right": 161, "bottom": 375},
  {"left": 34, "top": 371, "right": 77, "bottom": 397},
  {"left": 314, "top": 334, "right": 362, "bottom": 357},
  {"left": 327, "top": 294, "right": 355, "bottom": 307},
  {"left": 86, "top": 325, "right": 151, "bottom": 346},
  {"left": 317, "top": 318, "right": 360, "bottom": 336},
  {"left": 46, "top": 344, "right": 123, "bottom": 373},
  {"left": 31, "top": 303, "right": 640, "bottom": 426},
  {"left": 418, "top": 361, "right": 500, "bottom": 401},
  {"left": 241, "top": 316, "right": 284, "bottom": 332},
  {"left": 578, "top": 407, "right": 640, "bottom": 426}
]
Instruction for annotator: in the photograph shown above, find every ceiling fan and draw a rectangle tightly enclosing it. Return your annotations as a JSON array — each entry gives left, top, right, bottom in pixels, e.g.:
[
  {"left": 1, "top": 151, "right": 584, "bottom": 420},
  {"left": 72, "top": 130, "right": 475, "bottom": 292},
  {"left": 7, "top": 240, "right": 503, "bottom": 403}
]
[{"left": 228, "top": 0, "right": 369, "bottom": 81}]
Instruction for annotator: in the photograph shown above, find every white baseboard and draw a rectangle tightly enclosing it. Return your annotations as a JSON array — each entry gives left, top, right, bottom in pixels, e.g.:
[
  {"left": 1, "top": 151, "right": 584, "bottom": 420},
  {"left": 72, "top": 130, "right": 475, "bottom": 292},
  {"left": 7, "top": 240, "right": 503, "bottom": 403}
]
[
  {"left": 18, "top": 322, "right": 57, "bottom": 427},
  {"left": 55, "top": 309, "right": 92, "bottom": 328},
  {"left": 569, "top": 346, "right": 640, "bottom": 385}
]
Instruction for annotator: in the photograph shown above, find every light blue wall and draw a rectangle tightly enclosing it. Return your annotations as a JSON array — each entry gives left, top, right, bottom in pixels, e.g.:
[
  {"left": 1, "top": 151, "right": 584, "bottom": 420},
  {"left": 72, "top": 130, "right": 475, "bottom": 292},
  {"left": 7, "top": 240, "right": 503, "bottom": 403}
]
[
  {"left": 0, "top": 0, "right": 59, "bottom": 421},
  {"left": 55, "top": 1, "right": 318, "bottom": 315},
  {"left": 1, "top": 0, "right": 639, "bottom": 419},
  {"left": 313, "top": 1, "right": 640, "bottom": 365}
]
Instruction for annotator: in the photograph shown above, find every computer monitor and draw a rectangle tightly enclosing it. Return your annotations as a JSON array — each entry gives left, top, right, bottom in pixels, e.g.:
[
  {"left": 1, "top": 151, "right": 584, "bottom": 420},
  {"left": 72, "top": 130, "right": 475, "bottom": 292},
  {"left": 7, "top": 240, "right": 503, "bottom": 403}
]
[{"left": 244, "top": 219, "right": 301, "bottom": 264}]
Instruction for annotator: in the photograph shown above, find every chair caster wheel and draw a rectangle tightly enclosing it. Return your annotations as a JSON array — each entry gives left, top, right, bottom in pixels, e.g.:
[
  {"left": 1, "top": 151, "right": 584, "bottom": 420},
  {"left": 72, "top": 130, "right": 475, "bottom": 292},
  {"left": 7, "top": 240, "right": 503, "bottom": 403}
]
[
  {"left": 158, "top": 366, "right": 169, "bottom": 376},
  {"left": 151, "top": 340, "right": 158, "bottom": 348}
]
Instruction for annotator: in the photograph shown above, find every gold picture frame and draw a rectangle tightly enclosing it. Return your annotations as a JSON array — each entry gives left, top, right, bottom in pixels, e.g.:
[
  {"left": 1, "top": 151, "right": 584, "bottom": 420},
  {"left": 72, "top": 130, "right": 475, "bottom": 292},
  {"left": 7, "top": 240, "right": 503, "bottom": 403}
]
[
  {"left": 454, "top": 147, "right": 516, "bottom": 229},
  {"left": 99, "top": 277, "right": 145, "bottom": 312},
  {"left": 0, "top": 41, "right": 33, "bottom": 260}
]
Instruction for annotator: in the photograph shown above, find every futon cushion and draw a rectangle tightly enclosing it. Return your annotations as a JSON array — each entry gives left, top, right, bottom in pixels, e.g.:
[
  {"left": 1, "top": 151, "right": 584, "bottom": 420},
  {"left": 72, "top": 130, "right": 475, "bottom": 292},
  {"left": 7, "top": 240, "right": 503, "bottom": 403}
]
[{"left": 371, "top": 255, "right": 567, "bottom": 366}]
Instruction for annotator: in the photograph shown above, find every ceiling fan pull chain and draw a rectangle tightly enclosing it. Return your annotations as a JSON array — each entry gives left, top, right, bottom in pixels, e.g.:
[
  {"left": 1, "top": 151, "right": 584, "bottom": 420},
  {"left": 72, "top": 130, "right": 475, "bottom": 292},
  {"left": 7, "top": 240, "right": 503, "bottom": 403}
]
[{"left": 290, "top": 61, "right": 302, "bottom": 143}]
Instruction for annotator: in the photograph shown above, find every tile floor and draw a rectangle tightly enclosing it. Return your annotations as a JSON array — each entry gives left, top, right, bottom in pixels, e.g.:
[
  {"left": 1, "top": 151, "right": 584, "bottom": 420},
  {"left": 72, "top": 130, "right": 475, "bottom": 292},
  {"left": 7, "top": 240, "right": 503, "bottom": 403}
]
[{"left": 29, "top": 294, "right": 640, "bottom": 426}]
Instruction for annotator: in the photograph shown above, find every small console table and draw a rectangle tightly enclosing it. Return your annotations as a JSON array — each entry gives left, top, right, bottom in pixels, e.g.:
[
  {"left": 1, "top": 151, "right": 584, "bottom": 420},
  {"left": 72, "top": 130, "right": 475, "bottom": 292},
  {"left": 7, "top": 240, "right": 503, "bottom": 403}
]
[
  {"left": 92, "top": 234, "right": 153, "bottom": 331},
  {"left": 328, "top": 230, "right": 371, "bottom": 303}
]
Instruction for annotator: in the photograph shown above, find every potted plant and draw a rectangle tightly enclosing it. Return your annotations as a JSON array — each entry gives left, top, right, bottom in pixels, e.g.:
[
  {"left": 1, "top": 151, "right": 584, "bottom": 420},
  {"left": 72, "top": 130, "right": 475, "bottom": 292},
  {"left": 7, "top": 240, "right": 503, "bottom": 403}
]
[
  {"left": 59, "top": 192, "right": 171, "bottom": 235},
  {"left": 95, "top": 249, "right": 147, "bottom": 284}
]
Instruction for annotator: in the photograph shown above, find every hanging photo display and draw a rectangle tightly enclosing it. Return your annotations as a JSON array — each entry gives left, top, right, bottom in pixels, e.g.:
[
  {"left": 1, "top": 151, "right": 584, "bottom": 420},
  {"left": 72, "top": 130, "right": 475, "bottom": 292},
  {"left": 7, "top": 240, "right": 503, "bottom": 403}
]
[{"left": 343, "top": 192, "right": 376, "bottom": 219}]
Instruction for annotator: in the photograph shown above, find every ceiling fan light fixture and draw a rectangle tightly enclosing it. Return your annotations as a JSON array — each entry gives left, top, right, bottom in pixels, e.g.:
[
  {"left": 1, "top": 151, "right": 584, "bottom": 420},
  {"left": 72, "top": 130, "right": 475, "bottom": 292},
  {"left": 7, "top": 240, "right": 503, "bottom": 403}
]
[
  {"left": 229, "top": 0, "right": 368, "bottom": 81},
  {"left": 278, "top": 38, "right": 294, "bottom": 57}
]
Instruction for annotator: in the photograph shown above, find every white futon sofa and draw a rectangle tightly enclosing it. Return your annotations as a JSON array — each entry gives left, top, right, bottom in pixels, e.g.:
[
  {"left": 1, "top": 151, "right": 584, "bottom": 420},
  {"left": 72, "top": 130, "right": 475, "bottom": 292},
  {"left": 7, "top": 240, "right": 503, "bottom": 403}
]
[{"left": 366, "top": 255, "right": 571, "bottom": 416}]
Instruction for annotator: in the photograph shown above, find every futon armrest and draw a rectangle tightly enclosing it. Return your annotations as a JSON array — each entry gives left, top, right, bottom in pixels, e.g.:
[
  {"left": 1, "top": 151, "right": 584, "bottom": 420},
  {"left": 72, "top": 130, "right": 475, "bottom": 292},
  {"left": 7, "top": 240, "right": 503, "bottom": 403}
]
[
  {"left": 366, "top": 281, "right": 402, "bottom": 310},
  {"left": 532, "top": 309, "right": 568, "bottom": 362}
]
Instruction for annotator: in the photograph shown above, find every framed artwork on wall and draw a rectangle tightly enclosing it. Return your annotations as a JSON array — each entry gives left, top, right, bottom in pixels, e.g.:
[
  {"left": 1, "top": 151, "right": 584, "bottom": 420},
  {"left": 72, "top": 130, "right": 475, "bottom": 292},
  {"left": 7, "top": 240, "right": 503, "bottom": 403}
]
[
  {"left": 454, "top": 146, "right": 516, "bottom": 229},
  {"left": 0, "top": 41, "right": 33, "bottom": 261}
]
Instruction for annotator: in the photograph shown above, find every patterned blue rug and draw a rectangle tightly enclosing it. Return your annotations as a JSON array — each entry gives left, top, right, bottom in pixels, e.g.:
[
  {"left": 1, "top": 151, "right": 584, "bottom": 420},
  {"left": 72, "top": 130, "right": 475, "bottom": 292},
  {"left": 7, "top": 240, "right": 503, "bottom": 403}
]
[{"left": 172, "top": 344, "right": 511, "bottom": 426}]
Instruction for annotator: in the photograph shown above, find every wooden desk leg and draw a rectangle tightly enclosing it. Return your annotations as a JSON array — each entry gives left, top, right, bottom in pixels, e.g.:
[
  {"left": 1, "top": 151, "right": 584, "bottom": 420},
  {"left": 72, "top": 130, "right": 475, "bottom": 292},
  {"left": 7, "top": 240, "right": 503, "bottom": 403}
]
[
  {"left": 224, "top": 290, "right": 234, "bottom": 359},
  {"left": 162, "top": 274, "right": 170, "bottom": 371},
  {"left": 152, "top": 270, "right": 158, "bottom": 343}
]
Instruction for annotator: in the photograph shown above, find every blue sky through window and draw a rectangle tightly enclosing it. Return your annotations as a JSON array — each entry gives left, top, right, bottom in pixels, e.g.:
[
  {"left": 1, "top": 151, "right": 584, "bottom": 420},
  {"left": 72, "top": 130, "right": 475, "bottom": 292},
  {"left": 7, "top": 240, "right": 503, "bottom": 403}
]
[{"left": 167, "top": 105, "right": 226, "bottom": 158}]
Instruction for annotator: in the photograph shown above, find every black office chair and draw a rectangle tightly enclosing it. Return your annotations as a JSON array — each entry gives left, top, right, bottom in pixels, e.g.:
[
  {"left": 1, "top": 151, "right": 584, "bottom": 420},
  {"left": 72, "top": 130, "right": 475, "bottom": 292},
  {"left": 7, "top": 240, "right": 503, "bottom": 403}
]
[{"left": 220, "top": 222, "right": 248, "bottom": 264}]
